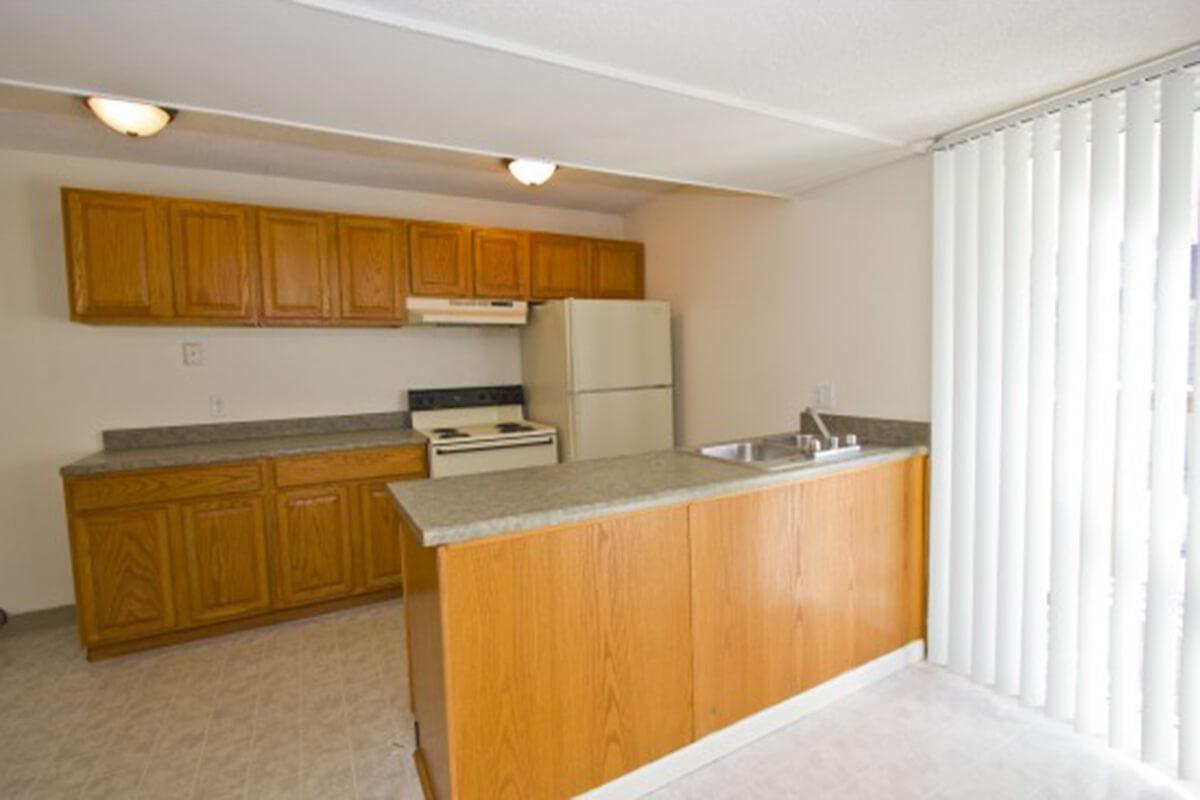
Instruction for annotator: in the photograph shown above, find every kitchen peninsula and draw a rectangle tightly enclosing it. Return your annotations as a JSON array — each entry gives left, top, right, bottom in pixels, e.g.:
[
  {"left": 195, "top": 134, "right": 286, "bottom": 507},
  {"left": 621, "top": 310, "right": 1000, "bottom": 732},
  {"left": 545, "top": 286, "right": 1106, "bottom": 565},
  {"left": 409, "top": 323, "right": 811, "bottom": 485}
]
[{"left": 390, "top": 444, "right": 928, "bottom": 799}]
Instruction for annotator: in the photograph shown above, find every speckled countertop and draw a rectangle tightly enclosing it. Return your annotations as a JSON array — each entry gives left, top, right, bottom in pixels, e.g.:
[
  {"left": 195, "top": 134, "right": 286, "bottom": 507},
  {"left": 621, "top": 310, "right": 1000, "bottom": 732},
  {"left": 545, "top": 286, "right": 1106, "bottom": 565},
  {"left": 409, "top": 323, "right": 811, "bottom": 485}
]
[
  {"left": 390, "top": 444, "right": 926, "bottom": 547},
  {"left": 61, "top": 419, "right": 426, "bottom": 477}
]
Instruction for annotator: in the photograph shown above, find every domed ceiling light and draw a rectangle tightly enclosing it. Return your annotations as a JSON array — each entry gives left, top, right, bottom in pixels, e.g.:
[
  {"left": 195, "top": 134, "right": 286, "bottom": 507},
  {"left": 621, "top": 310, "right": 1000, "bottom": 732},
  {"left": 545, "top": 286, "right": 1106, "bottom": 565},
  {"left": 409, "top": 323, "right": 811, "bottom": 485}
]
[
  {"left": 505, "top": 158, "right": 557, "bottom": 187},
  {"left": 85, "top": 97, "right": 176, "bottom": 137}
]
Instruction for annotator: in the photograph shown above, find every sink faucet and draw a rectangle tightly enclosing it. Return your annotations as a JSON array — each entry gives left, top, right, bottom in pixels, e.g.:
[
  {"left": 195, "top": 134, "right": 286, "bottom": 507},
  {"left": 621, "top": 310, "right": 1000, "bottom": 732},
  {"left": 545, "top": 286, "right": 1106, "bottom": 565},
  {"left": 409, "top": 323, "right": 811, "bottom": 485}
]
[{"left": 803, "top": 407, "right": 832, "bottom": 440}]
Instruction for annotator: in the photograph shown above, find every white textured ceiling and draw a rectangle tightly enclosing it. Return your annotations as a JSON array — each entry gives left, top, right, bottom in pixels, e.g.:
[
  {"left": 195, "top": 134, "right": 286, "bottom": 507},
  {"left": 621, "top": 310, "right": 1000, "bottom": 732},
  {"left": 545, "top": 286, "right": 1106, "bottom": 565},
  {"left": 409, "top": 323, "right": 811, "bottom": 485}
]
[{"left": 0, "top": 0, "right": 1197, "bottom": 203}]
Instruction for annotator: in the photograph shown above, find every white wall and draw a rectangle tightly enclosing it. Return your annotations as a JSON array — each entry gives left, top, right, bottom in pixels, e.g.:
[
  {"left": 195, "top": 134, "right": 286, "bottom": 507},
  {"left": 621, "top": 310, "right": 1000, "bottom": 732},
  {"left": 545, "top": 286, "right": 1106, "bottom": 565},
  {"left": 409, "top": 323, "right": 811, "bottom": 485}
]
[
  {"left": 0, "top": 148, "right": 623, "bottom": 613},
  {"left": 627, "top": 155, "right": 931, "bottom": 446}
]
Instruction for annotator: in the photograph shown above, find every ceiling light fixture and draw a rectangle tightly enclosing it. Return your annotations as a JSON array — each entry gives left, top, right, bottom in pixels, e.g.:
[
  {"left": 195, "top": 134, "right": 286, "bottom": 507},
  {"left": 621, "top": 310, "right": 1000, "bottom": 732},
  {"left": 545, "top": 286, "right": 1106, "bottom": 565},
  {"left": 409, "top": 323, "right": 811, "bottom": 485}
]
[
  {"left": 505, "top": 158, "right": 557, "bottom": 187},
  {"left": 85, "top": 96, "right": 176, "bottom": 137}
]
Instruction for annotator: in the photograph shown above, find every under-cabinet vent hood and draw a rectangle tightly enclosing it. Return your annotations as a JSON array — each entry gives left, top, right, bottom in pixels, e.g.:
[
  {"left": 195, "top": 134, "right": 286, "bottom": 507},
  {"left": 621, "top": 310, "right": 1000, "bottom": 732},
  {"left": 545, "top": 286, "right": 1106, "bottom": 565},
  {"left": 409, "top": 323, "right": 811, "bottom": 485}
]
[{"left": 405, "top": 297, "right": 528, "bottom": 326}]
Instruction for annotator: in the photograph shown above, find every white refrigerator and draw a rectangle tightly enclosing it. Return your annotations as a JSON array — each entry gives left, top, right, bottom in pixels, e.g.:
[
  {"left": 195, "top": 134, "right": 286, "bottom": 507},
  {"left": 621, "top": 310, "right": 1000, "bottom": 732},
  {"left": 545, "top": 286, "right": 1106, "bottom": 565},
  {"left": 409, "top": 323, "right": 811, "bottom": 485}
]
[{"left": 521, "top": 299, "right": 674, "bottom": 462}]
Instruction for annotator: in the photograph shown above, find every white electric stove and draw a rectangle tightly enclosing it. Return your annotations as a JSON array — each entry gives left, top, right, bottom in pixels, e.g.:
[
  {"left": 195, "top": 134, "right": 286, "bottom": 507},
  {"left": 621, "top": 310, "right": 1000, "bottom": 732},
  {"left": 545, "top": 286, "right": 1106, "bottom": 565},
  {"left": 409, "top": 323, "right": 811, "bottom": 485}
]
[{"left": 409, "top": 386, "right": 559, "bottom": 478}]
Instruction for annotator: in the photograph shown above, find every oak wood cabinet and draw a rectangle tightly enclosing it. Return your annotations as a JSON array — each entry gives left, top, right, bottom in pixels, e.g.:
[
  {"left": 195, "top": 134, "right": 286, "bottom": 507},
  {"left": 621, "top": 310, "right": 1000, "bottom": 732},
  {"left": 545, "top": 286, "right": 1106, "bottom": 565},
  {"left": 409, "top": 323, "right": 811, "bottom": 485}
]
[
  {"left": 408, "top": 222, "right": 472, "bottom": 297},
  {"left": 176, "top": 496, "right": 272, "bottom": 626},
  {"left": 62, "top": 190, "right": 172, "bottom": 321},
  {"left": 168, "top": 200, "right": 256, "bottom": 321},
  {"left": 338, "top": 216, "right": 407, "bottom": 323},
  {"left": 529, "top": 233, "right": 591, "bottom": 299},
  {"left": 70, "top": 506, "right": 178, "bottom": 646},
  {"left": 257, "top": 208, "right": 337, "bottom": 322},
  {"left": 471, "top": 229, "right": 529, "bottom": 299},
  {"left": 62, "top": 443, "right": 426, "bottom": 659},
  {"left": 61, "top": 187, "right": 646, "bottom": 327},
  {"left": 591, "top": 239, "right": 644, "bottom": 299}
]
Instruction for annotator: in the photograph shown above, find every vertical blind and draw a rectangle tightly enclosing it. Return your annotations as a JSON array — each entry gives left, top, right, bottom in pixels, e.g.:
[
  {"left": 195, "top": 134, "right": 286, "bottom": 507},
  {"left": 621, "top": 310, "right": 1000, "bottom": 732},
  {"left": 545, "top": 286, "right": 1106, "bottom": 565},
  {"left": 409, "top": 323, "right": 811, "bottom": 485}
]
[{"left": 929, "top": 69, "right": 1200, "bottom": 778}]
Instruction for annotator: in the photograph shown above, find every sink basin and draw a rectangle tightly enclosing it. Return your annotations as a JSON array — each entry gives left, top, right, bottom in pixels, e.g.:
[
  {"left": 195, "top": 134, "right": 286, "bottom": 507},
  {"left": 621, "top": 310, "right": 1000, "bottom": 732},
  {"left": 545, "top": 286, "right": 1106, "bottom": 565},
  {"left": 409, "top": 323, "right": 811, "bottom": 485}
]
[{"left": 698, "top": 440, "right": 801, "bottom": 464}]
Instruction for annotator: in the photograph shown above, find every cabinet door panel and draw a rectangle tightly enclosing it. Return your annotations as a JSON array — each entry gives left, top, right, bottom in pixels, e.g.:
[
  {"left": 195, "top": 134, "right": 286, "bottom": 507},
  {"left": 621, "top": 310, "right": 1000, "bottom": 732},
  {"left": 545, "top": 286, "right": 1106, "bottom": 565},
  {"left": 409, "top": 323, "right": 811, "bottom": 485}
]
[
  {"left": 71, "top": 507, "right": 177, "bottom": 645},
  {"left": 63, "top": 189, "right": 172, "bottom": 320},
  {"left": 177, "top": 496, "right": 272, "bottom": 625},
  {"left": 274, "top": 486, "right": 355, "bottom": 606},
  {"left": 472, "top": 229, "right": 529, "bottom": 299},
  {"left": 530, "top": 234, "right": 590, "bottom": 299},
  {"left": 360, "top": 481, "right": 406, "bottom": 590},
  {"left": 168, "top": 200, "right": 255, "bottom": 320},
  {"left": 259, "top": 209, "right": 336, "bottom": 321},
  {"left": 338, "top": 216, "right": 407, "bottom": 321},
  {"left": 409, "top": 222, "right": 471, "bottom": 297},
  {"left": 592, "top": 240, "right": 644, "bottom": 299}
]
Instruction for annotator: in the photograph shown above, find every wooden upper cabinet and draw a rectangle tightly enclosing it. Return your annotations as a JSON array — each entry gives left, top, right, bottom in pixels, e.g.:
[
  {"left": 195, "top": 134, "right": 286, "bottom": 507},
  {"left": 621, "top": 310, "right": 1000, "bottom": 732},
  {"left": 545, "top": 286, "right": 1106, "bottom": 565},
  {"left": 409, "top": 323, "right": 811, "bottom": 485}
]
[
  {"left": 273, "top": 485, "right": 356, "bottom": 607},
  {"left": 258, "top": 209, "right": 337, "bottom": 322},
  {"left": 176, "top": 496, "right": 272, "bottom": 626},
  {"left": 62, "top": 189, "right": 172, "bottom": 320},
  {"left": 168, "top": 200, "right": 256, "bottom": 321},
  {"left": 408, "top": 222, "right": 471, "bottom": 297},
  {"left": 338, "top": 216, "right": 407, "bottom": 322},
  {"left": 530, "top": 233, "right": 591, "bottom": 300},
  {"left": 592, "top": 240, "right": 645, "bottom": 299},
  {"left": 472, "top": 229, "right": 529, "bottom": 299},
  {"left": 71, "top": 506, "right": 177, "bottom": 646}
]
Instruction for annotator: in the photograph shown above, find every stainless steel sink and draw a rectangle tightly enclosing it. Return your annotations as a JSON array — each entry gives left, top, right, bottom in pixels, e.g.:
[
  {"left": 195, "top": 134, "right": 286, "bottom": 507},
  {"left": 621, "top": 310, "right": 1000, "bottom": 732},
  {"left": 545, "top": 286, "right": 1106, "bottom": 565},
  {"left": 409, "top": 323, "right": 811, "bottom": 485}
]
[{"left": 692, "top": 431, "right": 863, "bottom": 470}]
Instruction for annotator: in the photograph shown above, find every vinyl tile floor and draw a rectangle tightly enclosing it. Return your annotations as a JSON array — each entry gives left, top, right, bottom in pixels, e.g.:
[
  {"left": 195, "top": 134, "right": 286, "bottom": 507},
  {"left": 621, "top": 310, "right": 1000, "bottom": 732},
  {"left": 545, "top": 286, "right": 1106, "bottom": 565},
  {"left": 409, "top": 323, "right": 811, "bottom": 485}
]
[{"left": 2, "top": 602, "right": 1195, "bottom": 800}]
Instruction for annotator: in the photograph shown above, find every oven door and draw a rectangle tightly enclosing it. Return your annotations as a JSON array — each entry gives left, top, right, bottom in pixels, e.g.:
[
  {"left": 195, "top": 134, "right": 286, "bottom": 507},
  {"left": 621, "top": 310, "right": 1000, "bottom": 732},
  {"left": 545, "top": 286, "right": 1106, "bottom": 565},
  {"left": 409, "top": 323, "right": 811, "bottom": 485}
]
[{"left": 429, "top": 434, "right": 558, "bottom": 478}]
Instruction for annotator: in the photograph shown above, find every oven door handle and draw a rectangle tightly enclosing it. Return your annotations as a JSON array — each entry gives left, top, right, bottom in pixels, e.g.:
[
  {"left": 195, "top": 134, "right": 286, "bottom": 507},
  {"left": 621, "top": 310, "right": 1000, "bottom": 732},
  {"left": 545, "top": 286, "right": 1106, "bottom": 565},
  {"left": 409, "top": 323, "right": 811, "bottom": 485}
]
[{"left": 432, "top": 436, "right": 556, "bottom": 455}]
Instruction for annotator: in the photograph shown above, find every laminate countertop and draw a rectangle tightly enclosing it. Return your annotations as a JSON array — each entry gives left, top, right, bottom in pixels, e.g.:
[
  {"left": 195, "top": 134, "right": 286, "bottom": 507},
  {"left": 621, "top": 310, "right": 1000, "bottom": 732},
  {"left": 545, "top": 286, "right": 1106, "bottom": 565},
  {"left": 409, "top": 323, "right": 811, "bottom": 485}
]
[
  {"left": 61, "top": 427, "right": 427, "bottom": 477},
  {"left": 390, "top": 444, "right": 927, "bottom": 547}
]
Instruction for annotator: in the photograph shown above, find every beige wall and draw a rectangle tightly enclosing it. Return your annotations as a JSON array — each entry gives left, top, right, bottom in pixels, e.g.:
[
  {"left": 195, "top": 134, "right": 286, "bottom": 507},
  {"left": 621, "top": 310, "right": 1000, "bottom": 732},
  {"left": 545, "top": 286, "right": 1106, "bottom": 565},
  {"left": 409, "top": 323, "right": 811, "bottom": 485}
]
[
  {"left": 627, "top": 155, "right": 931, "bottom": 446},
  {"left": 0, "top": 148, "right": 623, "bottom": 613}
]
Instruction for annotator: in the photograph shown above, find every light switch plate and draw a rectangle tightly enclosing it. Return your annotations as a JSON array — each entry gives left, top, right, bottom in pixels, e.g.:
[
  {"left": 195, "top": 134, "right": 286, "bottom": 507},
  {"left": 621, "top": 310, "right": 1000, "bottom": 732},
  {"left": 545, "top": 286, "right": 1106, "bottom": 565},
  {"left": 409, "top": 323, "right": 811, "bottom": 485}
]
[
  {"left": 209, "top": 395, "right": 226, "bottom": 418},
  {"left": 182, "top": 342, "right": 203, "bottom": 367},
  {"left": 813, "top": 382, "right": 835, "bottom": 410}
]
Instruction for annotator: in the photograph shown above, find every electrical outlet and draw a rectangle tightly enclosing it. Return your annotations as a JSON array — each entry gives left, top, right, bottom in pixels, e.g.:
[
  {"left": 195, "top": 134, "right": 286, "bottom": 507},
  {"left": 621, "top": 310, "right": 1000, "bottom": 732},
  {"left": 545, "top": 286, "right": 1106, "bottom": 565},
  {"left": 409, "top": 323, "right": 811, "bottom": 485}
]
[
  {"left": 209, "top": 395, "right": 226, "bottom": 418},
  {"left": 182, "top": 342, "right": 204, "bottom": 367},
  {"left": 813, "top": 383, "right": 835, "bottom": 410}
]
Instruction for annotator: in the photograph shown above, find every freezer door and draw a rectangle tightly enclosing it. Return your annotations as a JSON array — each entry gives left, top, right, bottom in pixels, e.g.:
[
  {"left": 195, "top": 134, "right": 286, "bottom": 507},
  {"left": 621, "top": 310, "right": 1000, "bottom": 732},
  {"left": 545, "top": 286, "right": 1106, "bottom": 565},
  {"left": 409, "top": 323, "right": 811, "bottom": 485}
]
[
  {"left": 571, "top": 387, "right": 674, "bottom": 461},
  {"left": 568, "top": 299, "right": 672, "bottom": 392}
]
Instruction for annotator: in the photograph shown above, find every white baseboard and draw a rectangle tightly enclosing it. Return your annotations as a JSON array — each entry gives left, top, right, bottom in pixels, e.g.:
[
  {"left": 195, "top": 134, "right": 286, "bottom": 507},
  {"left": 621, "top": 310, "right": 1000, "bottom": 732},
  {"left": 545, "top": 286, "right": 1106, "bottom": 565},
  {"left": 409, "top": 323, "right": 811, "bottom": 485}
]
[{"left": 577, "top": 639, "right": 927, "bottom": 800}]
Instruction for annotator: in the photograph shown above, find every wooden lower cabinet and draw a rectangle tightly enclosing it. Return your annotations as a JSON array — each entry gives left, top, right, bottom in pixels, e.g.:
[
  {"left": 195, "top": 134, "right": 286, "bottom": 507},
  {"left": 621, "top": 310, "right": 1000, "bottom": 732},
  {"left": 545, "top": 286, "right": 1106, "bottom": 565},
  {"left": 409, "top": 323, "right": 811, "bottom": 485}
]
[
  {"left": 405, "top": 455, "right": 927, "bottom": 799},
  {"left": 63, "top": 445, "right": 426, "bottom": 658},
  {"left": 176, "top": 496, "right": 271, "bottom": 625},
  {"left": 274, "top": 485, "right": 356, "bottom": 606},
  {"left": 71, "top": 506, "right": 177, "bottom": 646}
]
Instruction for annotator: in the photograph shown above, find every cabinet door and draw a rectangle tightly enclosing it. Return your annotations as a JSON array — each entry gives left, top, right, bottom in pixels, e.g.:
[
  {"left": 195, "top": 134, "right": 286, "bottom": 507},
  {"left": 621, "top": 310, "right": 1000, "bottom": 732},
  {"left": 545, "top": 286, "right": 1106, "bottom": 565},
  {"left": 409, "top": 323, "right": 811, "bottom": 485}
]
[
  {"left": 176, "top": 496, "right": 272, "bottom": 625},
  {"left": 359, "top": 481, "right": 406, "bottom": 590},
  {"left": 62, "top": 189, "right": 172, "bottom": 320},
  {"left": 168, "top": 200, "right": 256, "bottom": 320},
  {"left": 530, "top": 234, "right": 591, "bottom": 299},
  {"left": 591, "top": 240, "right": 644, "bottom": 299},
  {"left": 408, "top": 222, "right": 471, "bottom": 297},
  {"left": 258, "top": 209, "right": 336, "bottom": 322},
  {"left": 70, "top": 506, "right": 177, "bottom": 646},
  {"left": 472, "top": 229, "right": 529, "bottom": 299},
  {"left": 274, "top": 485, "right": 355, "bottom": 606},
  {"left": 338, "top": 216, "right": 407, "bottom": 322}
]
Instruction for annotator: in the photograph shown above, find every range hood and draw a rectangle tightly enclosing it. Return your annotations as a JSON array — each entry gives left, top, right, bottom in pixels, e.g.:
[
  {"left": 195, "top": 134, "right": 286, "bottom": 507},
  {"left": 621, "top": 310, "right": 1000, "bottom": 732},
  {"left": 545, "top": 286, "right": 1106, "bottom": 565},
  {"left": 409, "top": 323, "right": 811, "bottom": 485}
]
[{"left": 405, "top": 297, "right": 528, "bottom": 326}]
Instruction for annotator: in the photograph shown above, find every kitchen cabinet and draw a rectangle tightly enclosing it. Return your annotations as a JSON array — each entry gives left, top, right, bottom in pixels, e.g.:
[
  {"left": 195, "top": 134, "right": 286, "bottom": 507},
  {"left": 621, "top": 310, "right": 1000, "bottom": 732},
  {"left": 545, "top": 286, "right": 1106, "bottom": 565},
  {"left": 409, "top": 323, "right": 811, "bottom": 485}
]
[
  {"left": 257, "top": 208, "right": 337, "bottom": 322},
  {"left": 360, "top": 481, "right": 407, "bottom": 590},
  {"left": 61, "top": 188, "right": 646, "bottom": 327},
  {"left": 591, "top": 239, "right": 644, "bottom": 299},
  {"left": 168, "top": 199, "right": 256, "bottom": 321},
  {"left": 338, "top": 216, "right": 407, "bottom": 323},
  {"left": 274, "top": 485, "right": 356, "bottom": 606},
  {"left": 176, "top": 496, "right": 272, "bottom": 625},
  {"left": 472, "top": 228, "right": 529, "bottom": 299},
  {"left": 408, "top": 222, "right": 472, "bottom": 297},
  {"left": 529, "top": 233, "right": 591, "bottom": 299},
  {"left": 70, "top": 506, "right": 177, "bottom": 646},
  {"left": 62, "top": 444, "right": 426, "bottom": 659},
  {"left": 62, "top": 189, "right": 173, "bottom": 321}
]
